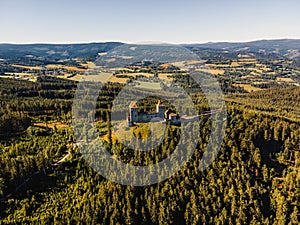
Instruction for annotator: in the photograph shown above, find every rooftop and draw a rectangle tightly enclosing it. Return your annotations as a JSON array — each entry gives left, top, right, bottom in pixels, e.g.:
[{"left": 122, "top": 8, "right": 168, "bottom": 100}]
[{"left": 129, "top": 101, "right": 138, "bottom": 108}]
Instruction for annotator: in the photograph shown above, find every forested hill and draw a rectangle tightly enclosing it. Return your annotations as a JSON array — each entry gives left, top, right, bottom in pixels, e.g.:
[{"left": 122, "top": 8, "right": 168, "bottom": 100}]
[
  {"left": 184, "top": 39, "right": 300, "bottom": 59},
  {"left": 227, "top": 87, "right": 300, "bottom": 122},
  {"left": 0, "top": 42, "right": 123, "bottom": 60},
  {"left": 1, "top": 39, "right": 300, "bottom": 60}
]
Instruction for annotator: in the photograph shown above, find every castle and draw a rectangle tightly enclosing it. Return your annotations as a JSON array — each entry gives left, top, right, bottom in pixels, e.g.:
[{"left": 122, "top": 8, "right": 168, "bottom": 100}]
[{"left": 128, "top": 100, "right": 179, "bottom": 126}]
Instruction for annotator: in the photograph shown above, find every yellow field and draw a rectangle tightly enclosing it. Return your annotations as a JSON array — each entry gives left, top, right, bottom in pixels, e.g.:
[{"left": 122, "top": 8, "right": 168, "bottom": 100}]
[
  {"left": 5, "top": 72, "right": 33, "bottom": 76},
  {"left": 206, "top": 64, "right": 231, "bottom": 68},
  {"left": 255, "top": 63, "right": 265, "bottom": 67},
  {"left": 158, "top": 73, "right": 173, "bottom": 80},
  {"left": 230, "top": 61, "right": 240, "bottom": 67},
  {"left": 276, "top": 77, "right": 294, "bottom": 82},
  {"left": 261, "top": 67, "right": 272, "bottom": 72},
  {"left": 108, "top": 76, "right": 129, "bottom": 83},
  {"left": 64, "top": 66, "right": 86, "bottom": 72},
  {"left": 30, "top": 77, "right": 37, "bottom": 82},
  {"left": 233, "top": 84, "right": 262, "bottom": 92},
  {"left": 198, "top": 69, "right": 225, "bottom": 75},
  {"left": 80, "top": 61, "right": 97, "bottom": 68},
  {"left": 0, "top": 75, "right": 14, "bottom": 78},
  {"left": 57, "top": 74, "right": 72, "bottom": 79},
  {"left": 66, "top": 74, "right": 83, "bottom": 81},
  {"left": 159, "top": 63, "right": 171, "bottom": 68},
  {"left": 45, "top": 64, "right": 86, "bottom": 72},
  {"left": 120, "top": 56, "right": 133, "bottom": 59},
  {"left": 66, "top": 72, "right": 113, "bottom": 82},
  {"left": 253, "top": 81, "right": 271, "bottom": 85},
  {"left": 241, "top": 75, "right": 256, "bottom": 80},
  {"left": 105, "top": 58, "right": 116, "bottom": 63},
  {"left": 186, "top": 60, "right": 206, "bottom": 65},
  {"left": 34, "top": 122, "right": 68, "bottom": 129},
  {"left": 3, "top": 72, "right": 37, "bottom": 82},
  {"left": 171, "top": 61, "right": 186, "bottom": 68},
  {"left": 115, "top": 68, "right": 134, "bottom": 72},
  {"left": 98, "top": 52, "right": 107, "bottom": 56},
  {"left": 131, "top": 72, "right": 154, "bottom": 77},
  {"left": 250, "top": 71, "right": 261, "bottom": 76},
  {"left": 238, "top": 58, "right": 257, "bottom": 63},
  {"left": 11, "top": 64, "right": 43, "bottom": 70},
  {"left": 247, "top": 68, "right": 263, "bottom": 74},
  {"left": 45, "top": 64, "right": 62, "bottom": 69}
]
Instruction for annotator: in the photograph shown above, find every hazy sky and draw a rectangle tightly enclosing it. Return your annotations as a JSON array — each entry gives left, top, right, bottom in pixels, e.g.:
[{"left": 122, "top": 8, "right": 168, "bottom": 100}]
[{"left": 0, "top": 0, "right": 299, "bottom": 44}]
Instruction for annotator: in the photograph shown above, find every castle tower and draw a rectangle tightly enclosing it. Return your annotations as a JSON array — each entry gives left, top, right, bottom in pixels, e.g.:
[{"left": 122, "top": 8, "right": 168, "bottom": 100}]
[
  {"left": 156, "top": 100, "right": 165, "bottom": 119},
  {"left": 129, "top": 101, "right": 139, "bottom": 124}
]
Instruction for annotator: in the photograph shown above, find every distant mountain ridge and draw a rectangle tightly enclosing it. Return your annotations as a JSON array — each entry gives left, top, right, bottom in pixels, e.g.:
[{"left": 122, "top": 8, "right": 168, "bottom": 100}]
[
  {"left": 0, "top": 42, "right": 123, "bottom": 60},
  {"left": 0, "top": 39, "right": 300, "bottom": 60},
  {"left": 185, "top": 39, "right": 300, "bottom": 49},
  {"left": 184, "top": 39, "right": 300, "bottom": 59}
]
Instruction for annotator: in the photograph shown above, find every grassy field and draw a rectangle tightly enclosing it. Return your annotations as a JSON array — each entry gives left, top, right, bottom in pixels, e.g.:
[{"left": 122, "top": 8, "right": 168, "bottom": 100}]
[
  {"left": 63, "top": 74, "right": 82, "bottom": 81},
  {"left": 10, "top": 64, "right": 43, "bottom": 70},
  {"left": 65, "top": 72, "right": 113, "bottom": 82},
  {"left": 158, "top": 73, "right": 173, "bottom": 80},
  {"left": 136, "top": 81, "right": 161, "bottom": 89},
  {"left": 2, "top": 72, "right": 37, "bottom": 82},
  {"left": 101, "top": 122, "right": 166, "bottom": 144},
  {"left": 5, "top": 72, "right": 33, "bottom": 76},
  {"left": 197, "top": 68, "right": 225, "bottom": 75},
  {"left": 186, "top": 60, "right": 206, "bottom": 65},
  {"left": 45, "top": 64, "right": 86, "bottom": 72},
  {"left": 108, "top": 76, "right": 129, "bottom": 84},
  {"left": 132, "top": 72, "right": 154, "bottom": 77},
  {"left": 276, "top": 77, "right": 294, "bottom": 82},
  {"left": 233, "top": 83, "right": 262, "bottom": 92},
  {"left": 34, "top": 122, "right": 68, "bottom": 129},
  {"left": 170, "top": 61, "right": 186, "bottom": 68},
  {"left": 230, "top": 61, "right": 240, "bottom": 67},
  {"left": 237, "top": 58, "right": 257, "bottom": 64},
  {"left": 0, "top": 75, "right": 14, "bottom": 78}
]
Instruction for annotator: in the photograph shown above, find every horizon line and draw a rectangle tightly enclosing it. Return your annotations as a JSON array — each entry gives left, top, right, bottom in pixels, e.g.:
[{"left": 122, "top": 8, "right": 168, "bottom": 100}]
[{"left": 0, "top": 37, "right": 299, "bottom": 45}]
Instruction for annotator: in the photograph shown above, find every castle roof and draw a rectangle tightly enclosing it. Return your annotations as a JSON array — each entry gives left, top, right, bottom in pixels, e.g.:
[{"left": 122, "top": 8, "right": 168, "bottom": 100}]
[{"left": 129, "top": 101, "right": 138, "bottom": 108}]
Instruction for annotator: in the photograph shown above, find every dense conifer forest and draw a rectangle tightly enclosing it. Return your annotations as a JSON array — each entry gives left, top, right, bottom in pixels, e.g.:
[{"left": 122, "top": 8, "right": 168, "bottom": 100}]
[{"left": 0, "top": 76, "right": 299, "bottom": 225}]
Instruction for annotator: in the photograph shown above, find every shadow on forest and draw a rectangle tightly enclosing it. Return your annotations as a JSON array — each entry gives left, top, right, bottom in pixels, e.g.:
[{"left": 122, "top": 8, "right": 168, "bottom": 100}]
[
  {"left": 254, "top": 138, "right": 285, "bottom": 174},
  {"left": 0, "top": 160, "right": 78, "bottom": 218}
]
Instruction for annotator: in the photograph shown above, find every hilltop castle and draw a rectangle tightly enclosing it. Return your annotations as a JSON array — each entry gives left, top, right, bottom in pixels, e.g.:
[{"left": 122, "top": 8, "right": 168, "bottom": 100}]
[{"left": 128, "top": 100, "right": 179, "bottom": 126}]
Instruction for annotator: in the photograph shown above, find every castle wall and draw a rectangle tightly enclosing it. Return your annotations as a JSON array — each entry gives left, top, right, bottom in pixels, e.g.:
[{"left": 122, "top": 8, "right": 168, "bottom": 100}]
[
  {"left": 129, "top": 107, "right": 139, "bottom": 122},
  {"left": 128, "top": 101, "right": 166, "bottom": 125},
  {"left": 138, "top": 113, "right": 161, "bottom": 122}
]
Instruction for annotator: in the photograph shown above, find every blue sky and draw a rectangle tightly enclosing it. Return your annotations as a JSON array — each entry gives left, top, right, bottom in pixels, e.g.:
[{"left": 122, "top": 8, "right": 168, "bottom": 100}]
[{"left": 0, "top": 0, "right": 299, "bottom": 44}]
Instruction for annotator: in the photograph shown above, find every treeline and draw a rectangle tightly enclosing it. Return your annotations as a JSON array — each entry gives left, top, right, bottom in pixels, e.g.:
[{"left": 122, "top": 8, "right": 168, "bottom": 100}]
[
  {"left": 0, "top": 110, "right": 31, "bottom": 137},
  {"left": 173, "top": 74, "right": 246, "bottom": 94},
  {"left": 227, "top": 86, "right": 300, "bottom": 122},
  {"left": 0, "top": 77, "right": 75, "bottom": 136}
]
